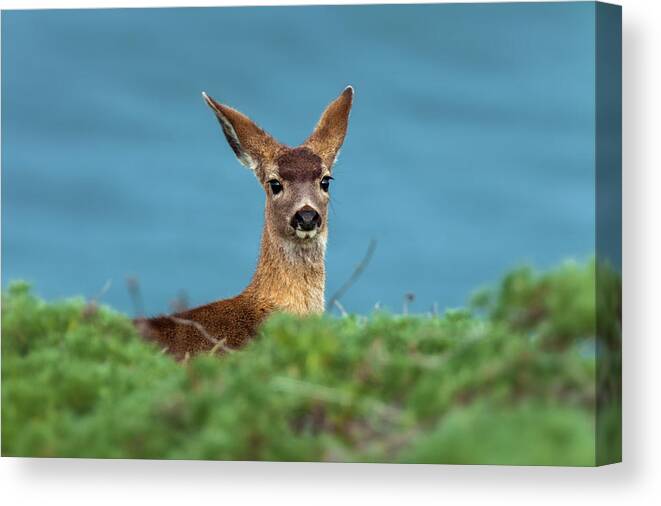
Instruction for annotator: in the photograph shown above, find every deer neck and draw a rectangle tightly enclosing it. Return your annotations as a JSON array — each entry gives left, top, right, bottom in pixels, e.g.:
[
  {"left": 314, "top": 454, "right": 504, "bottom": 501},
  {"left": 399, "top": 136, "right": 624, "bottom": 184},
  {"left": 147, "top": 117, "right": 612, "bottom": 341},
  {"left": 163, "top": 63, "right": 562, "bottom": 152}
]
[{"left": 245, "top": 224, "right": 326, "bottom": 315}]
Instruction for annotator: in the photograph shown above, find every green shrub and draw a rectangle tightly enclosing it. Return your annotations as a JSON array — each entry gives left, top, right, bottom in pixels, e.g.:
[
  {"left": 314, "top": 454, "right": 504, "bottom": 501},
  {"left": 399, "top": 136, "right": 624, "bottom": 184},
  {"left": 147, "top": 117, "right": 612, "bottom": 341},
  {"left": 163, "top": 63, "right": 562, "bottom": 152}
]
[{"left": 1, "top": 261, "right": 620, "bottom": 465}]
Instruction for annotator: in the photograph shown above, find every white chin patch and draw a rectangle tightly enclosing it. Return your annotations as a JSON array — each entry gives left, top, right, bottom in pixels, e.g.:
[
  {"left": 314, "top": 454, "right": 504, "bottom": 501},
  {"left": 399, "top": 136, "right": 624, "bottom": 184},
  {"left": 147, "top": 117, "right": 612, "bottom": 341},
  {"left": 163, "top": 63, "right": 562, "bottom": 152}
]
[{"left": 295, "top": 229, "right": 318, "bottom": 240}]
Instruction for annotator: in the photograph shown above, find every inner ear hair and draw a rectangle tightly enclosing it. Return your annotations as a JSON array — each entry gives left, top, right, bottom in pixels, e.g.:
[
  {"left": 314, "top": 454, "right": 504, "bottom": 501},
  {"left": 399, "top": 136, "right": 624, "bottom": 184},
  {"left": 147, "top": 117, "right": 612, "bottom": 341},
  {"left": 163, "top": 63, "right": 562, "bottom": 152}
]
[{"left": 202, "top": 91, "right": 282, "bottom": 174}]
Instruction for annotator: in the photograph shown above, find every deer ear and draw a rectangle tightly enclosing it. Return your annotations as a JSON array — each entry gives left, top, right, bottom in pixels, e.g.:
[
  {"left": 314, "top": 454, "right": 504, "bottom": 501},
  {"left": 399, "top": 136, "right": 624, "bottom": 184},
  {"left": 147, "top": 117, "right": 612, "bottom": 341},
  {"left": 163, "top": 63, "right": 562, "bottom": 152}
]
[
  {"left": 304, "top": 86, "right": 354, "bottom": 168},
  {"left": 202, "top": 92, "right": 281, "bottom": 173}
]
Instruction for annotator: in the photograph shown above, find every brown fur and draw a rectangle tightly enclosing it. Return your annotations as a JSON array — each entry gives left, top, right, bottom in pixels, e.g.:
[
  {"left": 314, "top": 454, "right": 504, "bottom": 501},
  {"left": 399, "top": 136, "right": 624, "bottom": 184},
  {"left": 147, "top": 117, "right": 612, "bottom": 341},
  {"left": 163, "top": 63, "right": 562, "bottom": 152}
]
[
  {"left": 137, "top": 87, "right": 353, "bottom": 360},
  {"left": 276, "top": 147, "right": 323, "bottom": 182}
]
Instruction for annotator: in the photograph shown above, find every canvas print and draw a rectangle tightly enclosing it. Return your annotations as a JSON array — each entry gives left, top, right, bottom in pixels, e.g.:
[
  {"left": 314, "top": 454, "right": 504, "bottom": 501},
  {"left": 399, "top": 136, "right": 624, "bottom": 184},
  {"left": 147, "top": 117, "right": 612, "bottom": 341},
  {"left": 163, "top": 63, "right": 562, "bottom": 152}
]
[{"left": 1, "top": 2, "right": 621, "bottom": 466}]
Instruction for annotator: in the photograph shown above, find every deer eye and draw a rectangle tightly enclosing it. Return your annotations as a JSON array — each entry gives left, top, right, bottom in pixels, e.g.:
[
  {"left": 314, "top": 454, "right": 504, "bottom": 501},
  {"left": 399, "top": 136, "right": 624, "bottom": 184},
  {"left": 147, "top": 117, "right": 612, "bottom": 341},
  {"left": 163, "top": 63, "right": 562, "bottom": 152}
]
[
  {"left": 267, "top": 179, "right": 282, "bottom": 195},
  {"left": 320, "top": 176, "right": 333, "bottom": 192}
]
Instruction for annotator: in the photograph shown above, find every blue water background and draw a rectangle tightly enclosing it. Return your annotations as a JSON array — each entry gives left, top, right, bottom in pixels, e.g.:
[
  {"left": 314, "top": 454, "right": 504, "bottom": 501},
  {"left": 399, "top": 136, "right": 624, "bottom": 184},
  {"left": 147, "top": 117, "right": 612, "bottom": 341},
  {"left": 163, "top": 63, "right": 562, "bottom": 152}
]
[{"left": 1, "top": 3, "right": 596, "bottom": 315}]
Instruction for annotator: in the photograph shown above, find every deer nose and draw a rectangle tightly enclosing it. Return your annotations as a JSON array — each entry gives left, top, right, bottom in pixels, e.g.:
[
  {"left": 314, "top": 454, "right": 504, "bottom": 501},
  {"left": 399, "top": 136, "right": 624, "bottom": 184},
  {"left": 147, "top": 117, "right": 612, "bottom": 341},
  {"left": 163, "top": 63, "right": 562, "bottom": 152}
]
[{"left": 291, "top": 206, "right": 321, "bottom": 231}]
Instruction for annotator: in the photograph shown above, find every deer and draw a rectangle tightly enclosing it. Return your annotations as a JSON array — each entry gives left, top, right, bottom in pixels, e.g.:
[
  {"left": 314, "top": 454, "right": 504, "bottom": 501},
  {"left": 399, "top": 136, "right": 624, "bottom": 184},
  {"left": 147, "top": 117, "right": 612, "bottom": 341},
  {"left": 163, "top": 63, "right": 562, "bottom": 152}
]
[{"left": 135, "top": 86, "right": 354, "bottom": 360}]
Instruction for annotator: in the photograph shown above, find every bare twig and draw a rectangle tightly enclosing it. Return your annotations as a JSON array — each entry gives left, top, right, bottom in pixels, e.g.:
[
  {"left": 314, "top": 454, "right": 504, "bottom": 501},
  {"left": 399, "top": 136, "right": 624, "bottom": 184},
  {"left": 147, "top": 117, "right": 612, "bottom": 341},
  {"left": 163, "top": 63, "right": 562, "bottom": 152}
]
[
  {"left": 166, "top": 315, "right": 217, "bottom": 344},
  {"left": 208, "top": 339, "right": 234, "bottom": 356},
  {"left": 333, "top": 300, "right": 348, "bottom": 318},
  {"left": 94, "top": 279, "right": 113, "bottom": 302},
  {"left": 83, "top": 279, "right": 113, "bottom": 318},
  {"left": 403, "top": 292, "right": 415, "bottom": 315},
  {"left": 166, "top": 315, "right": 234, "bottom": 354},
  {"left": 126, "top": 277, "right": 144, "bottom": 318},
  {"left": 327, "top": 239, "right": 377, "bottom": 312}
]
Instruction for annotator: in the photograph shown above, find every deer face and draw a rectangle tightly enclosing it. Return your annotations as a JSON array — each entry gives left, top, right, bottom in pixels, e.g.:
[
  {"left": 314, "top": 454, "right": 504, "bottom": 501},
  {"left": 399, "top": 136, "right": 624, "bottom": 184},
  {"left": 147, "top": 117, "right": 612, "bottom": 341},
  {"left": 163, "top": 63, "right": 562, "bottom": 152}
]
[
  {"left": 264, "top": 147, "right": 329, "bottom": 244},
  {"left": 203, "top": 87, "right": 353, "bottom": 247}
]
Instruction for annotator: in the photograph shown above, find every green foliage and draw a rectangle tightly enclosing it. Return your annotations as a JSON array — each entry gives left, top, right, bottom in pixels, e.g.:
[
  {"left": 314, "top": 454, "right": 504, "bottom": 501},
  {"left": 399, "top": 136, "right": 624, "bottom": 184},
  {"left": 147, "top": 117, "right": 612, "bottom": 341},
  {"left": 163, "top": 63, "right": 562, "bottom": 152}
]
[
  {"left": 471, "top": 259, "right": 597, "bottom": 349},
  {"left": 1, "top": 261, "right": 620, "bottom": 465}
]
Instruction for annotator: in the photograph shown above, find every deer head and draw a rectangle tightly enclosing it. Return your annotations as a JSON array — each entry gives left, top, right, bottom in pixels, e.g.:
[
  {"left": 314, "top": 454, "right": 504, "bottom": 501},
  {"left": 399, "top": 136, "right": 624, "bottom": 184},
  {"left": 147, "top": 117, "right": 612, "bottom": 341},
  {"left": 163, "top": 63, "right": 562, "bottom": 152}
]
[{"left": 202, "top": 87, "right": 353, "bottom": 255}]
